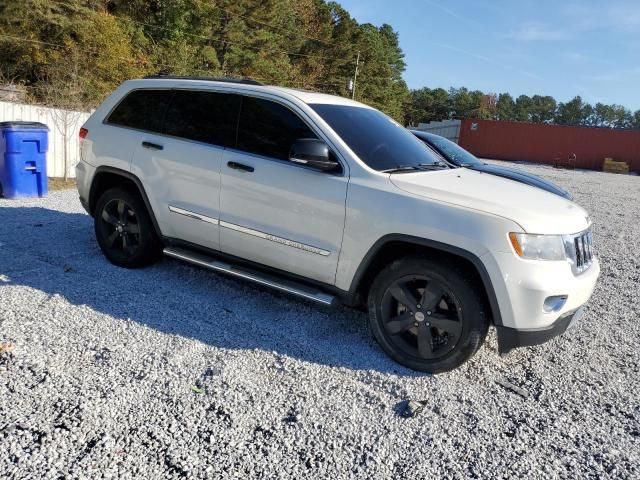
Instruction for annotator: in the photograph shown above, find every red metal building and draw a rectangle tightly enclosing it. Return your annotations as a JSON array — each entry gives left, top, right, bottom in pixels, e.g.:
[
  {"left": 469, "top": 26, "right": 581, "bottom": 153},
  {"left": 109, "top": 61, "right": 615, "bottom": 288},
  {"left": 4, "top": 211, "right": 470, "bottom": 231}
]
[{"left": 458, "top": 119, "right": 640, "bottom": 172}]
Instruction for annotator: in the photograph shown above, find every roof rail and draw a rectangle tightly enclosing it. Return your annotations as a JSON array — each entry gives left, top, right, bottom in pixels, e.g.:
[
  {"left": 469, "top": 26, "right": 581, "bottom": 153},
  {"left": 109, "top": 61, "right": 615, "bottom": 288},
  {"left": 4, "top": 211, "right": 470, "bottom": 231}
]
[{"left": 144, "top": 75, "right": 263, "bottom": 86}]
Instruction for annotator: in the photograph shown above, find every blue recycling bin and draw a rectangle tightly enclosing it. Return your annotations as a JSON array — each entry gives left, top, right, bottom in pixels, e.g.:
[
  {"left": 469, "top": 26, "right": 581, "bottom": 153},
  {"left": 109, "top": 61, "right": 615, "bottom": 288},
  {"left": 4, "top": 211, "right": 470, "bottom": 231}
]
[{"left": 0, "top": 121, "right": 49, "bottom": 198}]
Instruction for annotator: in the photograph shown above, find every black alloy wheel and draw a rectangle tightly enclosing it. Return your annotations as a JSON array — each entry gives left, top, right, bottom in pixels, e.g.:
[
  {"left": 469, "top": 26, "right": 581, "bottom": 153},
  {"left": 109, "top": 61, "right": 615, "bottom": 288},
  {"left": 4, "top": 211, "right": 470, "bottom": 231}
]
[
  {"left": 381, "top": 274, "right": 463, "bottom": 360},
  {"left": 100, "top": 198, "right": 141, "bottom": 257},
  {"left": 94, "top": 187, "right": 162, "bottom": 268},
  {"left": 368, "top": 256, "right": 489, "bottom": 373}
]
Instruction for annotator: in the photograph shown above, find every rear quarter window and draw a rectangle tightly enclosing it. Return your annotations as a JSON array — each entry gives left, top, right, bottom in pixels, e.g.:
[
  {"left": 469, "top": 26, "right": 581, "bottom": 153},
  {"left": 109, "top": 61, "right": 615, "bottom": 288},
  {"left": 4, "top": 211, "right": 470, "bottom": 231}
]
[{"left": 106, "top": 89, "right": 172, "bottom": 133}]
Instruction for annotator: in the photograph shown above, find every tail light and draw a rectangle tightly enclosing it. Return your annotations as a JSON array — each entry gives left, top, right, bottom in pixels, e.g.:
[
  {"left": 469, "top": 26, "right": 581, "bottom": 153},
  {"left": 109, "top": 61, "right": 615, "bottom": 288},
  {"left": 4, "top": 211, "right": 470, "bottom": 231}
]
[{"left": 79, "top": 127, "right": 88, "bottom": 141}]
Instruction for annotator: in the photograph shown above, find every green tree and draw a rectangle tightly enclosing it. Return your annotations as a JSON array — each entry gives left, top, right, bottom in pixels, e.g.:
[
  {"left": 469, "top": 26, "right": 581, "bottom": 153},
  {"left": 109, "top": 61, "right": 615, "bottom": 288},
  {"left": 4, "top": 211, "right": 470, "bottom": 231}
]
[
  {"left": 530, "top": 95, "right": 557, "bottom": 123},
  {"left": 555, "top": 96, "right": 592, "bottom": 125},
  {"left": 0, "top": 0, "right": 146, "bottom": 107},
  {"left": 352, "top": 23, "right": 408, "bottom": 120},
  {"left": 404, "top": 87, "right": 450, "bottom": 125},
  {"left": 610, "top": 105, "right": 632, "bottom": 128},
  {"left": 590, "top": 102, "right": 616, "bottom": 127},
  {"left": 449, "top": 87, "right": 481, "bottom": 119},
  {"left": 495, "top": 93, "right": 516, "bottom": 121},
  {"left": 0, "top": 0, "right": 411, "bottom": 116},
  {"left": 514, "top": 95, "right": 533, "bottom": 122}
]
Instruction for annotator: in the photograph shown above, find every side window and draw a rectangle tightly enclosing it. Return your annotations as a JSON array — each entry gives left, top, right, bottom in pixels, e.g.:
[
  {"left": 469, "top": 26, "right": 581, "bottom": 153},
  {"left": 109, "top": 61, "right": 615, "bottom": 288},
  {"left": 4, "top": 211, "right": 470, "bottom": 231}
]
[
  {"left": 163, "top": 90, "right": 241, "bottom": 147},
  {"left": 106, "top": 90, "right": 172, "bottom": 133},
  {"left": 237, "top": 96, "right": 317, "bottom": 161}
]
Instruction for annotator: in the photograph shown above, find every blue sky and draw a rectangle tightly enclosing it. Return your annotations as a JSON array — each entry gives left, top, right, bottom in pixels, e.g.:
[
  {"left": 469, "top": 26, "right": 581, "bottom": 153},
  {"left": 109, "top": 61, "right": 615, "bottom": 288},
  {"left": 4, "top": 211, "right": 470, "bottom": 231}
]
[{"left": 339, "top": 0, "right": 640, "bottom": 111}]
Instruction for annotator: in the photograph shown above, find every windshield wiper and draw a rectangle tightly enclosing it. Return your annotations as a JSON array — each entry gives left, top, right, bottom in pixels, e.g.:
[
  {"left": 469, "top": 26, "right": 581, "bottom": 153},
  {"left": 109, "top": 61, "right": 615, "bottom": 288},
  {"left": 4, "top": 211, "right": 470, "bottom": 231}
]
[
  {"left": 381, "top": 162, "right": 449, "bottom": 173},
  {"left": 417, "top": 162, "right": 448, "bottom": 169},
  {"left": 380, "top": 165, "right": 423, "bottom": 173}
]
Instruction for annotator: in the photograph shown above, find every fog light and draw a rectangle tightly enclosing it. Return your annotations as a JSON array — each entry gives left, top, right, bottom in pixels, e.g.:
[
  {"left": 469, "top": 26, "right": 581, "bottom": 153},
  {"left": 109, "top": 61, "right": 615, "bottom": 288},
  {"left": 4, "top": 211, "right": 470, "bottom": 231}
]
[{"left": 543, "top": 295, "right": 567, "bottom": 313}]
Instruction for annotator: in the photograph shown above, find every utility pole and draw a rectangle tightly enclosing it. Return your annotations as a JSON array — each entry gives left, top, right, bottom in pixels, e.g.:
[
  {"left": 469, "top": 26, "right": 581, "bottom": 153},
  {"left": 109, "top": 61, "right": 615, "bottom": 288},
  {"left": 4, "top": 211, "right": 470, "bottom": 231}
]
[{"left": 352, "top": 51, "right": 360, "bottom": 100}]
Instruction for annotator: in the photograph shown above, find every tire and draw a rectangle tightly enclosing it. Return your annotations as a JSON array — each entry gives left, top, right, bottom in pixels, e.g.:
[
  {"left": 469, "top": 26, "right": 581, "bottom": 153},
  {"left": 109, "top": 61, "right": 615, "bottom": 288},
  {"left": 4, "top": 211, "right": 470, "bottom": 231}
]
[
  {"left": 94, "top": 187, "right": 163, "bottom": 268},
  {"left": 368, "top": 256, "right": 488, "bottom": 373}
]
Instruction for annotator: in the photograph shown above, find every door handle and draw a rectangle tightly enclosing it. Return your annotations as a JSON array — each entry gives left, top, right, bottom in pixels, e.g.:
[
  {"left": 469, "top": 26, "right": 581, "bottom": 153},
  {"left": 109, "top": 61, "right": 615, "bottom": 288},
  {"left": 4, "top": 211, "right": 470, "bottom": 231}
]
[
  {"left": 227, "top": 161, "right": 254, "bottom": 172},
  {"left": 142, "top": 141, "right": 163, "bottom": 151}
]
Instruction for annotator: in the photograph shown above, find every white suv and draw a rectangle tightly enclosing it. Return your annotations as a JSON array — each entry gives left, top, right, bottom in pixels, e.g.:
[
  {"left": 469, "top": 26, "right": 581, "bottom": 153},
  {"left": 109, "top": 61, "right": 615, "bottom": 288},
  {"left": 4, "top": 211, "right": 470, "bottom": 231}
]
[{"left": 76, "top": 77, "right": 600, "bottom": 373}]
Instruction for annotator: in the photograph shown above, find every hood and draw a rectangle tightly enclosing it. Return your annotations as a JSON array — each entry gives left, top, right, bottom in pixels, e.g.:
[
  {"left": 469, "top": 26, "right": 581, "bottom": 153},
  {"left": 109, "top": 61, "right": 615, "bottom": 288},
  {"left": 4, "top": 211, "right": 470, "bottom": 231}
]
[
  {"left": 472, "top": 164, "right": 572, "bottom": 199},
  {"left": 389, "top": 168, "right": 589, "bottom": 234}
]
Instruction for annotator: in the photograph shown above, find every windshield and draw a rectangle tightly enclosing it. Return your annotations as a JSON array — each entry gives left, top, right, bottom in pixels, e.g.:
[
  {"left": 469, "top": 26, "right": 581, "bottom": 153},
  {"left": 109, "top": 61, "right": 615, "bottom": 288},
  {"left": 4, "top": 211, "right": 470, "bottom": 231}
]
[
  {"left": 420, "top": 133, "right": 483, "bottom": 167},
  {"left": 309, "top": 104, "right": 444, "bottom": 171}
]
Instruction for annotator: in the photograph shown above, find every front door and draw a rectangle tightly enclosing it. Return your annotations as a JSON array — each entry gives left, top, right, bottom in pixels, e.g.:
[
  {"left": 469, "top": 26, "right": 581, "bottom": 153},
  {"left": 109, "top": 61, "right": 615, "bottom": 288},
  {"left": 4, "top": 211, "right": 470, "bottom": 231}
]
[{"left": 219, "top": 95, "right": 348, "bottom": 285}]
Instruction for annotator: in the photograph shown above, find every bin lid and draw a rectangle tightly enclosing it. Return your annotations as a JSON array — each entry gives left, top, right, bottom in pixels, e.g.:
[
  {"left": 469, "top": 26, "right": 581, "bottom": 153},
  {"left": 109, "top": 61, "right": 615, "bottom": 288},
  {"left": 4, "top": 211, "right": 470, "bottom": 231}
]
[{"left": 0, "top": 121, "right": 49, "bottom": 130}]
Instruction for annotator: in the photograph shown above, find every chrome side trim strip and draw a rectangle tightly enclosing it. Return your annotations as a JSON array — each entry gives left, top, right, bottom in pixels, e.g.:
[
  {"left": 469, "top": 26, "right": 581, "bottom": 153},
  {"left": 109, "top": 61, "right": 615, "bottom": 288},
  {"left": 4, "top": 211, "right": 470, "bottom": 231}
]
[
  {"left": 168, "top": 205, "right": 219, "bottom": 225},
  {"left": 163, "top": 247, "right": 335, "bottom": 305},
  {"left": 219, "top": 221, "right": 331, "bottom": 257}
]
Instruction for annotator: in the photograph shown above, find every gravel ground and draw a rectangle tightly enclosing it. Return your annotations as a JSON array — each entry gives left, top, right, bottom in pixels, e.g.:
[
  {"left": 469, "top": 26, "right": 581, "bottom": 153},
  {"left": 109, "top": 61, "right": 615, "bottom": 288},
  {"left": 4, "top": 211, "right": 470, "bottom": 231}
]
[{"left": 1, "top": 163, "right": 639, "bottom": 479}]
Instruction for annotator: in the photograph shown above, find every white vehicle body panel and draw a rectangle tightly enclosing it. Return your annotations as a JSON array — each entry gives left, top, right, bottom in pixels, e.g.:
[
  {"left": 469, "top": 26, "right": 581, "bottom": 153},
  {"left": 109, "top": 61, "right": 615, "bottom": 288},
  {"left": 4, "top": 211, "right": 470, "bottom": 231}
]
[
  {"left": 220, "top": 147, "right": 348, "bottom": 284},
  {"left": 131, "top": 134, "right": 224, "bottom": 251},
  {"left": 389, "top": 168, "right": 589, "bottom": 234}
]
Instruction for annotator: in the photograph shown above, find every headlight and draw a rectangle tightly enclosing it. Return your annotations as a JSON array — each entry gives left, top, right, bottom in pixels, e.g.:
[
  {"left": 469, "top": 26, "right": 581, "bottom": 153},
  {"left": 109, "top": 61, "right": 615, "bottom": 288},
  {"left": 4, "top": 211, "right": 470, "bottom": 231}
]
[{"left": 508, "top": 232, "right": 566, "bottom": 261}]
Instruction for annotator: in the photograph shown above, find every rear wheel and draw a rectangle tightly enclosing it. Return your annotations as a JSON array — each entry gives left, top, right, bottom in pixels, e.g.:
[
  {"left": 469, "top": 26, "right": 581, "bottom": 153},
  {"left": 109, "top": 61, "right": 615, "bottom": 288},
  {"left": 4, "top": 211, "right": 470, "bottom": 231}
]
[
  {"left": 368, "top": 256, "right": 488, "bottom": 373},
  {"left": 94, "top": 187, "right": 162, "bottom": 268}
]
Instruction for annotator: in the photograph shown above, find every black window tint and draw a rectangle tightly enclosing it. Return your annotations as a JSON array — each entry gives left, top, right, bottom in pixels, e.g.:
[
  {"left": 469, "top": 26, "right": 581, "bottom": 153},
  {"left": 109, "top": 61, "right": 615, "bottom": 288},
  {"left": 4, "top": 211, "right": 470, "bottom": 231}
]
[
  {"left": 237, "top": 97, "right": 317, "bottom": 160},
  {"left": 107, "top": 90, "right": 172, "bottom": 132},
  {"left": 163, "top": 90, "right": 241, "bottom": 147},
  {"left": 309, "top": 104, "right": 442, "bottom": 171}
]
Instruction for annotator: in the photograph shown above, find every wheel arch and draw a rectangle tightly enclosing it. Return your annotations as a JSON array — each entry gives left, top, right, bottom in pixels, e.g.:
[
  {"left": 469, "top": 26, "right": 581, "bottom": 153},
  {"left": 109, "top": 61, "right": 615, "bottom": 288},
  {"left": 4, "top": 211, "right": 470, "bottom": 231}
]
[
  {"left": 89, "top": 166, "right": 162, "bottom": 238},
  {"left": 349, "top": 234, "right": 503, "bottom": 326}
]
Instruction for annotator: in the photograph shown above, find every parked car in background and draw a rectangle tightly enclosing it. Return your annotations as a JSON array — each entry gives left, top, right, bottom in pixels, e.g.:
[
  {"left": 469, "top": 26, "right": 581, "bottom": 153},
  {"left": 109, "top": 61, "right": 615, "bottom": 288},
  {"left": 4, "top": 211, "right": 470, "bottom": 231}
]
[
  {"left": 76, "top": 77, "right": 599, "bottom": 373},
  {"left": 411, "top": 130, "right": 573, "bottom": 200}
]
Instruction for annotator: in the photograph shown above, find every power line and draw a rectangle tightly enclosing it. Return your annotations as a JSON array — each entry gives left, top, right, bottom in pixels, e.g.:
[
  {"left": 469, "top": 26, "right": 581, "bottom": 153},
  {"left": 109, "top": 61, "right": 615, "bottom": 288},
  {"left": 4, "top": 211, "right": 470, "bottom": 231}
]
[{"left": 0, "top": 34, "right": 178, "bottom": 70}]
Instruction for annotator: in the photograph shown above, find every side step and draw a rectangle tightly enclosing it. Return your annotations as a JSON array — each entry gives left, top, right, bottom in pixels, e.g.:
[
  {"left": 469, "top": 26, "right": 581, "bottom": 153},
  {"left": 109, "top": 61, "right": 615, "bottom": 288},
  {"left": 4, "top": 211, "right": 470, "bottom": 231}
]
[{"left": 163, "top": 247, "right": 336, "bottom": 306}]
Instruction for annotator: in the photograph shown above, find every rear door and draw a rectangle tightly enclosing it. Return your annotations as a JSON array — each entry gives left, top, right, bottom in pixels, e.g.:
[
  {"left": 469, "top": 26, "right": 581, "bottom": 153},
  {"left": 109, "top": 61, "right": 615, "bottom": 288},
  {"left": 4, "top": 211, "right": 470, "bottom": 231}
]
[
  {"left": 219, "top": 95, "right": 348, "bottom": 285},
  {"left": 130, "top": 89, "right": 241, "bottom": 250}
]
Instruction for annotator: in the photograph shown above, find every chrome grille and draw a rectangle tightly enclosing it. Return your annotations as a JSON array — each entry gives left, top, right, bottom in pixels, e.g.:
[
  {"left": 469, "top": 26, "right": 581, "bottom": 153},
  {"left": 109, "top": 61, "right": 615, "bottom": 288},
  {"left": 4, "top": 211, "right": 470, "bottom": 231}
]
[{"left": 564, "top": 229, "right": 594, "bottom": 274}]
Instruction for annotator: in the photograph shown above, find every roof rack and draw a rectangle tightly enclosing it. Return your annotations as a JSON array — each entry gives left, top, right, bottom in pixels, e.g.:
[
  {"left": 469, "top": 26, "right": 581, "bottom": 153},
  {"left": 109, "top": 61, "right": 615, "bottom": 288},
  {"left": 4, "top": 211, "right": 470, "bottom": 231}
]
[{"left": 144, "top": 75, "right": 263, "bottom": 86}]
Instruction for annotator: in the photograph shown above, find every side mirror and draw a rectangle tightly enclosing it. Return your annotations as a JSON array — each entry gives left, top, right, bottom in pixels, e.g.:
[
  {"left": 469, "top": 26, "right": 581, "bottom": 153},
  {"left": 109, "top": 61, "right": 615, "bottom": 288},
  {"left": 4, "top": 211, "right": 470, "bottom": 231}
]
[{"left": 289, "top": 138, "right": 340, "bottom": 172}]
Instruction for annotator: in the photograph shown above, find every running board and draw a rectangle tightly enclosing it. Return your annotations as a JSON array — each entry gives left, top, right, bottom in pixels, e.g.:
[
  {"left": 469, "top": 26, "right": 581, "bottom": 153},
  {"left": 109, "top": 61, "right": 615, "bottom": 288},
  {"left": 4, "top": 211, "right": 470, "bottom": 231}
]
[{"left": 163, "top": 247, "right": 336, "bottom": 306}]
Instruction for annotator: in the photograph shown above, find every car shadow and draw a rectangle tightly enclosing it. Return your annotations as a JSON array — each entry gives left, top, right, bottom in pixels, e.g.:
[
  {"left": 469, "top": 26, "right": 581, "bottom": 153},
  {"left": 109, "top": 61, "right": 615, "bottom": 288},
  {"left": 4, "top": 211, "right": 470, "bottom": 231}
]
[{"left": 0, "top": 205, "right": 420, "bottom": 376}]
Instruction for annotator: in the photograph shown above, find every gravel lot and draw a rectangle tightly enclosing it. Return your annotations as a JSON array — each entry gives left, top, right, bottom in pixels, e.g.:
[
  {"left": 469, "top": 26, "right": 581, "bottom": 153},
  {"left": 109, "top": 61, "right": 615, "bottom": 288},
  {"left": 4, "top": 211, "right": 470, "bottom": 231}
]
[{"left": 1, "top": 163, "right": 639, "bottom": 479}]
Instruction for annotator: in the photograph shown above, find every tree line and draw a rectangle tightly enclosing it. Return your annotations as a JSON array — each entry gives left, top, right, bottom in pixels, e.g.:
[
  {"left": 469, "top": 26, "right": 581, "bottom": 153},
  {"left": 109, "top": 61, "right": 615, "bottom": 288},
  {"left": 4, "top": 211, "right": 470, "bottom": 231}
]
[
  {"left": 1, "top": 1, "right": 638, "bottom": 130},
  {"left": 405, "top": 87, "right": 640, "bottom": 129},
  {"left": 0, "top": 0, "right": 407, "bottom": 119}
]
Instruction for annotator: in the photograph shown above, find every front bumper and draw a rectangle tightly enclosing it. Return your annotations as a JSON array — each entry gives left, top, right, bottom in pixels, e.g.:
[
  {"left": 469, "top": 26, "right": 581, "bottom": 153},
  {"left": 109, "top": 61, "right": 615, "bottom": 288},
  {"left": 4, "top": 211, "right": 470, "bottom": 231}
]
[
  {"left": 496, "top": 306, "right": 584, "bottom": 355},
  {"left": 482, "top": 251, "right": 600, "bottom": 330}
]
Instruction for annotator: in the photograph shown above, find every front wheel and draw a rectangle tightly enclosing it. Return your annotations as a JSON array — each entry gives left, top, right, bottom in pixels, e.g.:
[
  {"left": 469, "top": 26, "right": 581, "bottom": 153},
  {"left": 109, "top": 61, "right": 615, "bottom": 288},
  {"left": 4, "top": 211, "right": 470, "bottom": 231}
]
[
  {"left": 368, "top": 256, "right": 489, "bottom": 373},
  {"left": 94, "top": 187, "right": 162, "bottom": 268}
]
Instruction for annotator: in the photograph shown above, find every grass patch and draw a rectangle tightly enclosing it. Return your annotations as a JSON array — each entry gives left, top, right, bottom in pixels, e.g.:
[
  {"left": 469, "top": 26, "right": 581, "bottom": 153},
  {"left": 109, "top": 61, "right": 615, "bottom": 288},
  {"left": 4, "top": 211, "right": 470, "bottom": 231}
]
[{"left": 48, "top": 178, "right": 77, "bottom": 191}]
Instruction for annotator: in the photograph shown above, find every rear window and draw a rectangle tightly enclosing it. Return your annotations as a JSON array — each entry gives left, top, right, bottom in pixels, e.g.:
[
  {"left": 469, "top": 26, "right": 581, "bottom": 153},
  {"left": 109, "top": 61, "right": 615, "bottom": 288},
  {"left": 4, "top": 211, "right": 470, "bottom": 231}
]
[
  {"left": 163, "top": 90, "right": 241, "bottom": 147},
  {"left": 106, "top": 90, "right": 172, "bottom": 133}
]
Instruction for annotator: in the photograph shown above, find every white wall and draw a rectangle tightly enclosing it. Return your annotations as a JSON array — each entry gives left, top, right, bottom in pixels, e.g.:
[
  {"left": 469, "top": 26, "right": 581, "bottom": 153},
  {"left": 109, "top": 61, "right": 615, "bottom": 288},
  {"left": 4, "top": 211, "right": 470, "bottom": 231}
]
[
  {"left": 415, "top": 119, "right": 462, "bottom": 143},
  {"left": 0, "top": 101, "right": 90, "bottom": 178}
]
